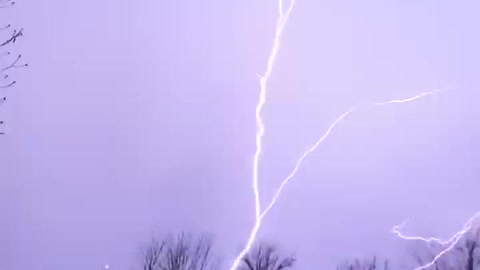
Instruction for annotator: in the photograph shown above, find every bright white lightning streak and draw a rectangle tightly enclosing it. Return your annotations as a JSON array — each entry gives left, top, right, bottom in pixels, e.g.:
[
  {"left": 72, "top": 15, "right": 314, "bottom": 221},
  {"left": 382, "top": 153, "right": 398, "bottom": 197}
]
[
  {"left": 392, "top": 212, "right": 480, "bottom": 270},
  {"left": 230, "top": 1, "right": 295, "bottom": 270},
  {"left": 372, "top": 89, "right": 442, "bottom": 105},
  {"left": 259, "top": 89, "right": 442, "bottom": 226},
  {"left": 229, "top": 1, "right": 454, "bottom": 270},
  {"left": 230, "top": 85, "right": 442, "bottom": 270},
  {"left": 252, "top": 0, "right": 296, "bottom": 221}
]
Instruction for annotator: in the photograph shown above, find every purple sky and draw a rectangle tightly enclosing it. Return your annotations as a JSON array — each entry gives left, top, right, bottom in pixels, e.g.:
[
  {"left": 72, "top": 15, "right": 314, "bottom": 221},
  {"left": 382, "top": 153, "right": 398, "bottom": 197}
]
[{"left": 2, "top": 1, "right": 480, "bottom": 270}]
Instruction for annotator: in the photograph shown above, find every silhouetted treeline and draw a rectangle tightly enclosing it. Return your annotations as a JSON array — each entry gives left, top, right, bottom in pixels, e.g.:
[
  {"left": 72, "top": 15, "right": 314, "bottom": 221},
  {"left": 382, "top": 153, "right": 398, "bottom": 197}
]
[
  {"left": 139, "top": 233, "right": 295, "bottom": 270},
  {"left": 137, "top": 228, "right": 479, "bottom": 270}
]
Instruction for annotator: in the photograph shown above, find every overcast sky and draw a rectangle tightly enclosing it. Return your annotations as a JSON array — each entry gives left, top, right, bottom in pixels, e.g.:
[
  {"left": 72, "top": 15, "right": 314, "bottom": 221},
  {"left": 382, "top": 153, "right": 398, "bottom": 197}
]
[{"left": 1, "top": 1, "right": 480, "bottom": 270}]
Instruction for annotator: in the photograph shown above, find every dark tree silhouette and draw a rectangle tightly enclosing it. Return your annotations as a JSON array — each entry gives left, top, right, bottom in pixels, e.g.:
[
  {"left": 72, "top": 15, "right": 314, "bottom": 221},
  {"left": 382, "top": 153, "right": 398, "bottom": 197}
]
[
  {"left": 409, "top": 226, "right": 480, "bottom": 270},
  {"left": 140, "top": 232, "right": 219, "bottom": 270},
  {"left": 143, "top": 237, "right": 166, "bottom": 270},
  {"left": 1, "top": 0, "right": 27, "bottom": 135},
  {"left": 411, "top": 244, "right": 447, "bottom": 270},
  {"left": 240, "top": 243, "right": 296, "bottom": 270},
  {"left": 455, "top": 229, "right": 479, "bottom": 270},
  {"left": 336, "top": 256, "right": 390, "bottom": 270}
]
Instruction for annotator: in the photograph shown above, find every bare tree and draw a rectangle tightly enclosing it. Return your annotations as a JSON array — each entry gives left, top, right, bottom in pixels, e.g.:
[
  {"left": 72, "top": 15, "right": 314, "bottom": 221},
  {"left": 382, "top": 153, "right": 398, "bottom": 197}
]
[
  {"left": 143, "top": 236, "right": 166, "bottom": 270},
  {"left": 409, "top": 227, "right": 480, "bottom": 270},
  {"left": 336, "top": 256, "right": 390, "bottom": 270},
  {"left": 140, "top": 232, "right": 219, "bottom": 270},
  {"left": 408, "top": 243, "right": 455, "bottom": 270},
  {"left": 456, "top": 229, "right": 479, "bottom": 270},
  {"left": 240, "top": 243, "right": 296, "bottom": 270},
  {"left": 1, "top": 0, "right": 27, "bottom": 134}
]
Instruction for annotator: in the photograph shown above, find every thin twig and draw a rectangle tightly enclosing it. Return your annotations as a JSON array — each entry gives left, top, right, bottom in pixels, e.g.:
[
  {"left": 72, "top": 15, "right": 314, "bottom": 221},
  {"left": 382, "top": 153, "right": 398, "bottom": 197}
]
[
  {"left": 0, "top": 28, "right": 23, "bottom": 47},
  {"left": 1, "top": 54, "right": 27, "bottom": 71},
  {"left": 0, "top": 81, "right": 16, "bottom": 88}
]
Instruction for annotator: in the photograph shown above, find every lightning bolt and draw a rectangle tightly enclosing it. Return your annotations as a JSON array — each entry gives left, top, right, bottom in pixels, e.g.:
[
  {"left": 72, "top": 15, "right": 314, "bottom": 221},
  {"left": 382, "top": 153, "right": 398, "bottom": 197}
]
[
  {"left": 252, "top": 0, "right": 296, "bottom": 221},
  {"left": 392, "top": 212, "right": 480, "bottom": 270},
  {"left": 228, "top": 1, "right": 454, "bottom": 270},
  {"left": 229, "top": 1, "right": 295, "bottom": 270},
  {"left": 251, "top": 89, "right": 443, "bottom": 248}
]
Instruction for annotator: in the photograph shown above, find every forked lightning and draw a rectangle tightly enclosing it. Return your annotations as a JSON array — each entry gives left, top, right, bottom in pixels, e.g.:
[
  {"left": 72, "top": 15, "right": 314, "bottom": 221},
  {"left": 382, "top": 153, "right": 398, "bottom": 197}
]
[{"left": 228, "top": 1, "right": 473, "bottom": 270}]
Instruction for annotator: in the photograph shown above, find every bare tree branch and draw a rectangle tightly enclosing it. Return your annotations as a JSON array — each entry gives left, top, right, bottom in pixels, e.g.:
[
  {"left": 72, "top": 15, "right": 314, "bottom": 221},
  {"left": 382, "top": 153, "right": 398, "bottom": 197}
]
[
  {"left": 0, "top": 80, "right": 15, "bottom": 88},
  {"left": 407, "top": 226, "right": 480, "bottom": 270},
  {"left": 143, "top": 237, "right": 165, "bottom": 270},
  {"left": 0, "top": 27, "right": 23, "bottom": 47},
  {"left": 1, "top": 0, "right": 25, "bottom": 135},
  {"left": 410, "top": 246, "right": 445, "bottom": 270},
  {"left": 240, "top": 243, "right": 296, "bottom": 270},
  {"left": 337, "top": 256, "right": 390, "bottom": 270},
  {"left": 0, "top": 0, "right": 15, "bottom": 9},
  {"left": 1, "top": 54, "right": 27, "bottom": 71},
  {"left": 140, "top": 232, "right": 219, "bottom": 270}
]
